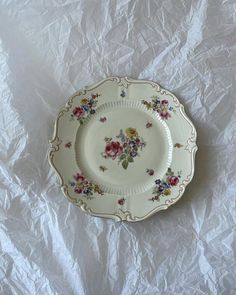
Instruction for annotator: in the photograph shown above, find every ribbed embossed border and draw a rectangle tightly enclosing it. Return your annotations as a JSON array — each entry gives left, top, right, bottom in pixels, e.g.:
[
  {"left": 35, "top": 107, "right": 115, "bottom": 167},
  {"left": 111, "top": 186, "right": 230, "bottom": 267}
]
[{"left": 75, "top": 99, "right": 173, "bottom": 196}]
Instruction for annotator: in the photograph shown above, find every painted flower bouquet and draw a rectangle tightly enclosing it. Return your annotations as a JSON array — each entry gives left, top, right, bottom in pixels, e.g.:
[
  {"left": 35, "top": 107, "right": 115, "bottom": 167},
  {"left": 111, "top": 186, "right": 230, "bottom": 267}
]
[
  {"left": 142, "top": 96, "right": 174, "bottom": 120},
  {"left": 150, "top": 168, "right": 181, "bottom": 201},
  {"left": 69, "top": 172, "right": 104, "bottom": 198},
  {"left": 71, "top": 93, "right": 100, "bottom": 124},
  {"left": 102, "top": 127, "right": 146, "bottom": 170}
]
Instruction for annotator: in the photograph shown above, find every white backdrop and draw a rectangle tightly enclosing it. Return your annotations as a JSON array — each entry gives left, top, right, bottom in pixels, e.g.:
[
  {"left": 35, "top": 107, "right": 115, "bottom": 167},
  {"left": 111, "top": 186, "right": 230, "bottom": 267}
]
[{"left": 0, "top": 1, "right": 236, "bottom": 294}]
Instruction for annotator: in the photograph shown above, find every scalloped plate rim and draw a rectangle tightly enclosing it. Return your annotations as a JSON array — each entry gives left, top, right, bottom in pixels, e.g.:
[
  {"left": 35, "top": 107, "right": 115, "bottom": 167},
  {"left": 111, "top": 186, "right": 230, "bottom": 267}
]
[{"left": 48, "top": 76, "right": 198, "bottom": 222}]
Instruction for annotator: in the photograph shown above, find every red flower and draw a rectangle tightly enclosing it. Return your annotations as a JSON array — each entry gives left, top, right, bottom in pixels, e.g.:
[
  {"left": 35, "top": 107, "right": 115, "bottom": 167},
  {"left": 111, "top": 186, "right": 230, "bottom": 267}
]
[
  {"left": 74, "top": 187, "right": 83, "bottom": 194},
  {"left": 74, "top": 173, "right": 85, "bottom": 182},
  {"left": 161, "top": 99, "right": 169, "bottom": 106},
  {"left": 73, "top": 107, "right": 84, "bottom": 118},
  {"left": 167, "top": 176, "right": 179, "bottom": 186},
  {"left": 160, "top": 111, "right": 170, "bottom": 120},
  {"left": 105, "top": 141, "right": 123, "bottom": 159}
]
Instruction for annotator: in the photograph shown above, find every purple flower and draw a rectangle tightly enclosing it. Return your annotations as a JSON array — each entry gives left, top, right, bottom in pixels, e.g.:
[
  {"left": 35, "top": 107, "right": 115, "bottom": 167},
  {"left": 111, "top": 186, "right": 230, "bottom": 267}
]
[
  {"left": 129, "top": 140, "right": 136, "bottom": 147},
  {"left": 130, "top": 150, "right": 137, "bottom": 157},
  {"left": 155, "top": 179, "right": 161, "bottom": 185},
  {"left": 83, "top": 188, "right": 91, "bottom": 194},
  {"left": 158, "top": 186, "right": 164, "bottom": 192}
]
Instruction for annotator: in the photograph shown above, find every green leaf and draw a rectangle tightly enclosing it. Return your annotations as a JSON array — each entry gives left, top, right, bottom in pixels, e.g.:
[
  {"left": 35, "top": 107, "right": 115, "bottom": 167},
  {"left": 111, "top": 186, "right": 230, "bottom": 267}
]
[
  {"left": 128, "top": 156, "right": 134, "bottom": 162},
  {"left": 104, "top": 137, "right": 112, "bottom": 142},
  {"left": 119, "top": 154, "right": 127, "bottom": 160},
  {"left": 122, "top": 160, "right": 129, "bottom": 170}
]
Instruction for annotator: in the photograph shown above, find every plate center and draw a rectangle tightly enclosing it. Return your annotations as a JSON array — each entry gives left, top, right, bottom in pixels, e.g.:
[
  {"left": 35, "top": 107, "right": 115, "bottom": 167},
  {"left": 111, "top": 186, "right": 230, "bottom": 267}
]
[{"left": 75, "top": 100, "right": 173, "bottom": 195}]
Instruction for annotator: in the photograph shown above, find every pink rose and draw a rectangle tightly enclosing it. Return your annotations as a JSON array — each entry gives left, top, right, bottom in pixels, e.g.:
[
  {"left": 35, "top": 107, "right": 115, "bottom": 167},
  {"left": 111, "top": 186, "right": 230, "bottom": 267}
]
[
  {"left": 74, "top": 187, "right": 82, "bottom": 194},
  {"left": 105, "top": 141, "right": 123, "bottom": 159},
  {"left": 167, "top": 176, "right": 179, "bottom": 186},
  {"left": 160, "top": 111, "right": 170, "bottom": 120},
  {"left": 161, "top": 99, "right": 169, "bottom": 106},
  {"left": 73, "top": 107, "right": 84, "bottom": 118},
  {"left": 74, "top": 173, "right": 85, "bottom": 182}
]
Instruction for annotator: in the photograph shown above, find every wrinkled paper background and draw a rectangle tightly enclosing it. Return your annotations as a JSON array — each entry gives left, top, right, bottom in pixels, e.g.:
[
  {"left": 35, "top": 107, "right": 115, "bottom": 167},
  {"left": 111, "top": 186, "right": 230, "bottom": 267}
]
[{"left": 0, "top": 1, "right": 236, "bottom": 294}]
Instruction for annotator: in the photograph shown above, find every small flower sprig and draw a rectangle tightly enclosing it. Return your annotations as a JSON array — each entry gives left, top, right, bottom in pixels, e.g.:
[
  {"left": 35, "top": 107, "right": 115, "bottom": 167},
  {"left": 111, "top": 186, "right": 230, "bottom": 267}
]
[
  {"left": 146, "top": 168, "right": 154, "bottom": 176},
  {"left": 99, "top": 117, "right": 107, "bottom": 123},
  {"left": 118, "top": 198, "right": 125, "bottom": 205},
  {"left": 174, "top": 143, "right": 183, "bottom": 148},
  {"left": 99, "top": 165, "right": 108, "bottom": 172},
  {"left": 65, "top": 141, "right": 72, "bottom": 148},
  {"left": 69, "top": 172, "right": 104, "bottom": 198}
]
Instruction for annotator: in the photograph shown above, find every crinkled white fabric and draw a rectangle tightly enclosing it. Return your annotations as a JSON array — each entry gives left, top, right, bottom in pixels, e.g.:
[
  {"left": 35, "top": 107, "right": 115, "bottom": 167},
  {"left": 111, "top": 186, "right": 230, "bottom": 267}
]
[{"left": 0, "top": 1, "right": 236, "bottom": 294}]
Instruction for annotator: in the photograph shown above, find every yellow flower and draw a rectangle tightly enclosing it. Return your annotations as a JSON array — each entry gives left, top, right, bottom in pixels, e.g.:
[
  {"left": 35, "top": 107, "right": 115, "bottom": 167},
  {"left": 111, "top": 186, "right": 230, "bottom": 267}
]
[
  {"left": 93, "top": 184, "right": 103, "bottom": 193},
  {"left": 93, "top": 184, "right": 98, "bottom": 190},
  {"left": 81, "top": 98, "right": 88, "bottom": 104},
  {"left": 146, "top": 102, "right": 152, "bottom": 110},
  {"left": 125, "top": 127, "right": 138, "bottom": 138},
  {"left": 164, "top": 189, "right": 171, "bottom": 196}
]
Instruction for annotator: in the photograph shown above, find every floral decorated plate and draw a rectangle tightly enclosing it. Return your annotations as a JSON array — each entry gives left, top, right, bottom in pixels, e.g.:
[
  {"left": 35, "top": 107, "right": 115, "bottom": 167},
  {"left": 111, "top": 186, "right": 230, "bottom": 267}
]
[{"left": 49, "top": 77, "right": 197, "bottom": 222}]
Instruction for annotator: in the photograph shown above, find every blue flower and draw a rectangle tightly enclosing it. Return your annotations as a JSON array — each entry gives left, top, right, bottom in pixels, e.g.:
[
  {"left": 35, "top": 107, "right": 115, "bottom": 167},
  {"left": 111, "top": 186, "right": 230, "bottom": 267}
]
[
  {"left": 162, "top": 182, "right": 170, "bottom": 188},
  {"left": 82, "top": 105, "right": 89, "bottom": 111}
]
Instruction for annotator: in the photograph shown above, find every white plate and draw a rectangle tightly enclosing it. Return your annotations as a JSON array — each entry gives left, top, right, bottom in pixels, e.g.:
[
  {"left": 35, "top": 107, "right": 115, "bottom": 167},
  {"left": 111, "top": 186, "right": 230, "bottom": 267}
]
[{"left": 49, "top": 77, "right": 197, "bottom": 222}]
